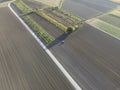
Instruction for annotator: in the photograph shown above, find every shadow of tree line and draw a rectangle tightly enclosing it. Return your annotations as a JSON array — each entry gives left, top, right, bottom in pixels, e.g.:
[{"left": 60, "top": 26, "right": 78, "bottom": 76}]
[{"left": 47, "top": 33, "right": 70, "bottom": 49}]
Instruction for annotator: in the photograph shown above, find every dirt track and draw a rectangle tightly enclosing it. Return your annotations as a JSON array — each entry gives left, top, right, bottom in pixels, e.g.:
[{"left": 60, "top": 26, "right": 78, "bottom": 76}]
[{"left": 0, "top": 7, "right": 74, "bottom": 90}]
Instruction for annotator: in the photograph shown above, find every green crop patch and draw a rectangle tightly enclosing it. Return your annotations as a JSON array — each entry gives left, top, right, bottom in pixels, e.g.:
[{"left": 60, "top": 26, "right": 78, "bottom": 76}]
[
  {"left": 88, "top": 19, "right": 120, "bottom": 40},
  {"left": 35, "top": 7, "right": 84, "bottom": 33},
  {"left": 13, "top": 0, "right": 32, "bottom": 14},
  {"left": 22, "top": 15, "right": 55, "bottom": 44},
  {"left": 99, "top": 14, "right": 120, "bottom": 28}
]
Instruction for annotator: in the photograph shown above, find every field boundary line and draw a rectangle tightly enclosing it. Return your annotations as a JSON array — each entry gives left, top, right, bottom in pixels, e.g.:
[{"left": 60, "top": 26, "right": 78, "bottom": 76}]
[{"left": 8, "top": 2, "right": 82, "bottom": 90}]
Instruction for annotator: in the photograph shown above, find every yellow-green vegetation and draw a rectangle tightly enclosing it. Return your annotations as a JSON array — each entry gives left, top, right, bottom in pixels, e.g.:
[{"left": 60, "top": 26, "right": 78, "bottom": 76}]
[
  {"left": 13, "top": 0, "right": 83, "bottom": 33},
  {"left": 13, "top": 0, "right": 55, "bottom": 44},
  {"left": 36, "top": 10, "right": 68, "bottom": 32},
  {"left": 22, "top": 16, "right": 55, "bottom": 44},
  {"left": 13, "top": 0, "right": 32, "bottom": 14},
  {"left": 87, "top": 19, "right": 120, "bottom": 40},
  {"left": 87, "top": 6, "right": 120, "bottom": 40},
  {"left": 36, "top": 8, "right": 83, "bottom": 33},
  {"left": 110, "top": 10, "right": 120, "bottom": 17},
  {"left": 99, "top": 14, "right": 120, "bottom": 28},
  {"left": 58, "top": 0, "right": 64, "bottom": 9},
  {"left": 60, "top": 9, "right": 84, "bottom": 22},
  {"left": 97, "top": 7, "right": 120, "bottom": 28}
]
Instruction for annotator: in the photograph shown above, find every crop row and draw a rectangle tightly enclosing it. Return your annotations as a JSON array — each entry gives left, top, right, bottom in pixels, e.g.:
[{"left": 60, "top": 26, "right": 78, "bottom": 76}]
[
  {"left": 13, "top": 0, "right": 55, "bottom": 44},
  {"left": 13, "top": 0, "right": 32, "bottom": 14},
  {"left": 22, "top": 16, "right": 55, "bottom": 44}
]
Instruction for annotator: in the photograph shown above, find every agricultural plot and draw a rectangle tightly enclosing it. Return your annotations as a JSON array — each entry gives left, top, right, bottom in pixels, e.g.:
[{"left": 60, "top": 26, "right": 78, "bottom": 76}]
[
  {"left": 42, "top": 8, "right": 83, "bottom": 31},
  {"left": 22, "top": 0, "right": 46, "bottom": 9},
  {"left": 87, "top": 6, "right": 120, "bottom": 40},
  {"left": 13, "top": 0, "right": 32, "bottom": 14},
  {"left": 29, "top": 13, "right": 63, "bottom": 38},
  {"left": 12, "top": 0, "right": 55, "bottom": 44},
  {"left": 110, "top": 7, "right": 120, "bottom": 17},
  {"left": 62, "top": 0, "right": 119, "bottom": 19},
  {"left": 87, "top": 19, "right": 120, "bottom": 40},
  {"left": 35, "top": 6, "right": 84, "bottom": 33},
  {"left": 99, "top": 14, "right": 120, "bottom": 28}
]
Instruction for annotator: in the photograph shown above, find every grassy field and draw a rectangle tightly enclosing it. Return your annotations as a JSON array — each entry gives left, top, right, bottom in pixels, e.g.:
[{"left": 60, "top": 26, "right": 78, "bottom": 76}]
[
  {"left": 110, "top": 10, "right": 120, "bottom": 17},
  {"left": 22, "top": 16, "right": 55, "bottom": 44},
  {"left": 13, "top": 0, "right": 32, "bottom": 14},
  {"left": 87, "top": 18, "right": 120, "bottom": 40},
  {"left": 35, "top": 8, "right": 83, "bottom": 33},
  {"left": 35, "top": 10, "right": 67, "bottom": 32},
  {"left": 13, "top": 0, "right": 55, "bottom": 44},
  {"left": 87, "top": 6, "right": 120, "bottom": 40},
  {"left": 99, "top": 14, "right": 120, "bottom": 28}
]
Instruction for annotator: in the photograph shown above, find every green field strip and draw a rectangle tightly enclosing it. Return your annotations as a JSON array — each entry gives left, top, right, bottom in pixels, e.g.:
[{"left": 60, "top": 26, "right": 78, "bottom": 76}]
[
  {"left": 35, "top": 8, "right": 84, "bottom": 33},
  {"left": 110, "top": 10, "right": 120, "bottom": 17},
  {"left": 99, "top": 14, "right": 120, "bottom": 28},
  {"left": 22, "top": 16, "right": 55, "bottom": 44},
  {"left": 13, "top": 0, "right": 32, "bottom": 14},
  {"left": 88, "top": 19, "right": 120, "bottom": 40},
  {"left": 59, "top": 0, "right": 64, "bottom": 9},
  {"left": 13, "top": 0, "right": 55, "bottom": 44},
  {"left": 35, "top": 10, "right": 68, "bottom": 32}
]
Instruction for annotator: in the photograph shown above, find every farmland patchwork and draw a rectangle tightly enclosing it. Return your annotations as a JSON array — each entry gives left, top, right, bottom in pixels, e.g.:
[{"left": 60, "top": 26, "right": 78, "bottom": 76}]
[{"left": 87, "top": 6, "right": 120, "bottom": 40}]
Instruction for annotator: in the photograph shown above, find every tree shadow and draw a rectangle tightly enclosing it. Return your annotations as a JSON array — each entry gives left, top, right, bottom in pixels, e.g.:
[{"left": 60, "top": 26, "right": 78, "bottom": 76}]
[{"left": 47, "top": 33, "right": 69, "bottom": 49}]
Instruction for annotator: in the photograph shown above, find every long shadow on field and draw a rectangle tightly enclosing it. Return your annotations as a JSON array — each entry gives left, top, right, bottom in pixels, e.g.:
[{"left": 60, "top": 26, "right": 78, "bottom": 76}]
[{"left": 47, "top": 33, "right": 69, "bottom": 49}]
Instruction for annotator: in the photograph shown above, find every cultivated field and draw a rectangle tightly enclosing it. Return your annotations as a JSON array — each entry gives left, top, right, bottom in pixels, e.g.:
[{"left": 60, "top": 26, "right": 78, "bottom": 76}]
[
  {"left": 62, "top": 0, "right": 119, "bottom": 19},
  {"left": 87, "top": 18, "right": 120, "bottom": 39},
  {"left": 50, "top": 23, "right": 120, "bottom": 90},
  {"left": 39, "top": 7, "right": 83, "bottom": 32},
  {"left": 110, "top": 7, "right": 120, "bottom": 17},
  {"left": 87, "top": 6, "right": 120, "bottom": 40},
  {"left": 13, "top": 0, "right": 55, "bottom": 44},
  {"left": 22, "top": 0, "right": 46, "bottom": 9},
  {"left": 29, "top": 13, "right": 63, "bottom": 38},
  {"left": 99, "top": 14, "right": 120, "bottom": 28}
]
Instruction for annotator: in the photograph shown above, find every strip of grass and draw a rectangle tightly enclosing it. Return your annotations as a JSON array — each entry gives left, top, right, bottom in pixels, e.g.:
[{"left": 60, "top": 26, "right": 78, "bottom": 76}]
[
  {"left": 35, "top": 9, "right": 84, "bottom": 33},
  {"left": 99, "top": 14, "right": 120, "bottom": 28},
  {"left": 13, "top": 0, "right": 54, "bottom": 44},
  {"left": 110, "top": 10, "right": 120, "bottom": 17},
  {"left": 58, "top": 9, "right": 85, "bottom": 22},
  {"left": 91, "top": 19, "right": 120, "bottom": 40},
  {"left": 13, "top": 0, "right": 32, "bottom": 14},
  {"left": 58, "top": 0, "right": 64, "bottom": 9},
  {"left": 35, "top": 10, "right": 68, "bottom": 32},
  {"left": 22, "top": 16, "right": 55, "bottom": 44}
]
